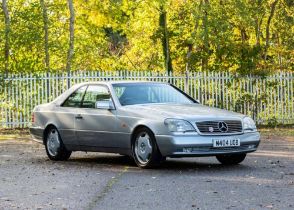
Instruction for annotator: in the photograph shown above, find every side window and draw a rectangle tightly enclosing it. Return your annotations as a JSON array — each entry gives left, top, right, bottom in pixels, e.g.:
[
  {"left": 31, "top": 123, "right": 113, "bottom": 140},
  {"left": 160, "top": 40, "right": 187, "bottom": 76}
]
[
  {"left": 62, "top": 86, "right": 87, "bottom": 108},
  {"left": 81, "top": 85, "right": 111, "bottom": 108}
]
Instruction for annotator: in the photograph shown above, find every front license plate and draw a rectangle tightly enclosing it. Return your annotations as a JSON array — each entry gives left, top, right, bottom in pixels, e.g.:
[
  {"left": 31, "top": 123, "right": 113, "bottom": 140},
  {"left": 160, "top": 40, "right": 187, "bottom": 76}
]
[{"left": 212, "top": 139, "right": 240, "bottom": 148}]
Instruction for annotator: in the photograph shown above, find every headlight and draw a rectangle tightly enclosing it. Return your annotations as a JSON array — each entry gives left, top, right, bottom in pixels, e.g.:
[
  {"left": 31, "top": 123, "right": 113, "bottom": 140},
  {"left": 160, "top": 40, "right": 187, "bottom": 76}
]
[
  {"left": 164, "top": 119, "right": 195, "bottom": 133},
  {"left": 243, "top": 117, "right": 257, "bottom": 132}
]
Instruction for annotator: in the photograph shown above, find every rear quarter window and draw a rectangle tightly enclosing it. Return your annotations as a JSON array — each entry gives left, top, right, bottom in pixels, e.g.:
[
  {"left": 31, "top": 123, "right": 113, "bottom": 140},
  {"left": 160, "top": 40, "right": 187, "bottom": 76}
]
[{"left": 62, "top": 86, "right": 87, "bottom": 107}]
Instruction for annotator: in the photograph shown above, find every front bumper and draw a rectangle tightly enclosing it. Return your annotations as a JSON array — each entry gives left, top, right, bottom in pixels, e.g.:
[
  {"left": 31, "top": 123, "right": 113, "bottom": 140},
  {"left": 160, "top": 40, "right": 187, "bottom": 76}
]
[{"left": 156, "top": 132, "right": 260, "bottom": 157}]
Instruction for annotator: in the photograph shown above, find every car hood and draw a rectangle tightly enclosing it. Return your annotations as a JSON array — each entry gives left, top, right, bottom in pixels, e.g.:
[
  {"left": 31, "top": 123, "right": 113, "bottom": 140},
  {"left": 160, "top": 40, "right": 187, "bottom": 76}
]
[{"left": 122, "top": 103, "right": 245, "bottom": 121}]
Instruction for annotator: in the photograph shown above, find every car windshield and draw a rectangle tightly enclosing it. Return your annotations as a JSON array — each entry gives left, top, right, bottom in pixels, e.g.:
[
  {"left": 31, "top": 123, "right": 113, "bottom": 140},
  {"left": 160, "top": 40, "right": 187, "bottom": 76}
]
[{"left": 112, "top": 83, "right": 194, "bottom": 106}]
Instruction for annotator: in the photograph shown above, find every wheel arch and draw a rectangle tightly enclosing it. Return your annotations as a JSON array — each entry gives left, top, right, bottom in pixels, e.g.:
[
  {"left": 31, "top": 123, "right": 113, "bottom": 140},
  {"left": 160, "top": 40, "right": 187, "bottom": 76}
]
[
  {"left": 130, "top": 124, "right": 163, "bottom": 155},
  {"left": 43, "top": 124, "right": 58, "bottom": 144},
  {"left": 131, "top": 125, "right": 154, "bottom": 143}
]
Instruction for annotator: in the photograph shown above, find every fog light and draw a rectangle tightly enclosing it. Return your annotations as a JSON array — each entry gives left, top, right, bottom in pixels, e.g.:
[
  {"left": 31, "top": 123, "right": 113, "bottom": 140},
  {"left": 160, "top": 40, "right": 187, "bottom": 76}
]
[
  {"left": 183, "top": 147, "right": 193, "bottom": 153},
  {"left": 248, "top": 145, "right": 255, "bottom": 149}
]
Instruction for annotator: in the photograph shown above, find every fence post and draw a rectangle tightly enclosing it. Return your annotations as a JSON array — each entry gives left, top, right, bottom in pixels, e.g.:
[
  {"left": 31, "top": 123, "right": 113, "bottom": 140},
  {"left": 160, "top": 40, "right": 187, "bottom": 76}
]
[
  {"left": 253, "top": 77, "right": 259, "bottom": 124},
  {"left": 67, "top": 71, "right": 71, "bottom": 88},
  {"left": 185, "top": 69, "right": 189, "bottom": 94},
  {"left": 46, "top": 72, "right": 49, "bottom": 102}
]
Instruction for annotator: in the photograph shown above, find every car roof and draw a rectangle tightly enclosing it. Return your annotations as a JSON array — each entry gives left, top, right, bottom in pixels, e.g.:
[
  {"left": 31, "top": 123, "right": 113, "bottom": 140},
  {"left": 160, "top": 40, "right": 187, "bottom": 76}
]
[
  {"left": 74, "top": 80, "right": 168, "bottom": 86},
  {"left": 52, "top": 80, "right": 195, "bottom": 107},
  {"left": 51, "top": 81, "right": 169, "bottom": 105}
]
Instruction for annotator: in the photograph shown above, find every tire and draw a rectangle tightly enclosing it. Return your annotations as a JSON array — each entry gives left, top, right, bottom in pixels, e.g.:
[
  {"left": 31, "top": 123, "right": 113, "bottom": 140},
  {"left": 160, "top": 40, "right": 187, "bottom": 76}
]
[
  {"left": 216, "top": 153, "right": 246, "bottom": 165},
  {"left": 44, "top": 127, "right": 72, "bottom": 161},
  {"left": 132, "top": 127, "right": 164, "bottom": 168}
]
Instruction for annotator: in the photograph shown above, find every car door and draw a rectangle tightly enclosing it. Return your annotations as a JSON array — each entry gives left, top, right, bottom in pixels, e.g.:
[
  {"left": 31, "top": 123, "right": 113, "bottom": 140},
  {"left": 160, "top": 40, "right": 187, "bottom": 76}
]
[
  {"left": 75, "top": 85, "right": 119, "bottom": 148},
  {"left": 56, "top": 85, "right": 87, "bottom": 146}
]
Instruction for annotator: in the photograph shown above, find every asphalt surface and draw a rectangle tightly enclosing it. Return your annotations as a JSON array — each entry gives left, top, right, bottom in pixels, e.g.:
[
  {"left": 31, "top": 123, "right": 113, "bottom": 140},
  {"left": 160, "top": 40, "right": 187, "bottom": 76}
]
[{"left": 0, "top": 135, "right": 293, "bottom": 210}]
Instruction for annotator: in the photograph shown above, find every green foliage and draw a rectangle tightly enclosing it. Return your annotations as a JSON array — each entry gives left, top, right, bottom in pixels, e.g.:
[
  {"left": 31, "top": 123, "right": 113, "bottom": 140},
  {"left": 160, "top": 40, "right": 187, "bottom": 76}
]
[
  {"left": 267, "top": 116, "right": 279, "bottom": 128},
  {"left": 0, "top": 0, "right": 293, "bottom": 73}
]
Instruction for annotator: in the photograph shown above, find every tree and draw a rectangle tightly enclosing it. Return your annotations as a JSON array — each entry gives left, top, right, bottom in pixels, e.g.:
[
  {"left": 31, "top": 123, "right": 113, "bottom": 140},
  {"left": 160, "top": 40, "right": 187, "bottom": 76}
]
[
  {"left": 40, "top": 0, "right": 49, "bottom": 71},
  {"left": 264, "top": 0, "right": 278, "bottom": 60},
  {"left": 1, "top": 0, "right": 10, "bottom": 74},
  {"left": 0, "top": 0, "right": 293, "bottom": 74},
  {"left": 66, "top": 0, "right": 75, "bottom": 74},
  {"left": 159, "top": 3, "right": 173, "bottom": 73}
]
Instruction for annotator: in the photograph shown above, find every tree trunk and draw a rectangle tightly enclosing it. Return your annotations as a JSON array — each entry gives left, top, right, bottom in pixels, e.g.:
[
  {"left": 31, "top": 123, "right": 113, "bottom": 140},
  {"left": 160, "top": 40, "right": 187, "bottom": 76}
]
[
  {"left": 66, "top": 0, "right": 75, "bottom": 73},
  {"left": 255, "top": 0, "right": 264, "bottom": 46},
  {"left": 202, "top": 0, "right": 209, "bottom": 71},
  {"left": 241, "top": 28, "right": 247, "bottom": 44},
  {"left": 40, "top": 0, "right": 50, "bottom": 99},
  {"left": 277, "top": 33, "right": 282, "bottom": 70},
  {"left": 185, "top": 44, "right": 192, "bottom": 93},
  {"left": 159, "top": 5, "right": 173, "bottom": 74},
  {"left": 1, "top": 0, "right": 10, "bottom": 75},
  {"left": 255, "top": 17, "right": 264, "bottom": 46},
  {"left": 264, "top": 0, "right": 278, "bottom": 60},
  {"left": 40, "top": 0, "right": 50, "bottom": 71},
  {"left": 203, "top": 0, "right": 209, "bottom": 49}
]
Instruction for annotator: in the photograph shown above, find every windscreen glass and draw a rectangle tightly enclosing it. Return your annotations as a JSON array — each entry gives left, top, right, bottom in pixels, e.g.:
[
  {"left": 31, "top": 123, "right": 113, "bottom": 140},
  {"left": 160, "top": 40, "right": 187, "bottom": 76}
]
[{"left": 112, "top": 83, "right": 193, "bottom": 106}]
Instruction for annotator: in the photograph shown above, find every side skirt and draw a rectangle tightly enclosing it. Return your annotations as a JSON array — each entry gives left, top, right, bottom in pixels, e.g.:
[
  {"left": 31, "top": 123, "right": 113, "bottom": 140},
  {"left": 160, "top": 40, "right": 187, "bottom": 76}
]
[{"left": 65, "top": 144, "right": 132, "bottom": 156}]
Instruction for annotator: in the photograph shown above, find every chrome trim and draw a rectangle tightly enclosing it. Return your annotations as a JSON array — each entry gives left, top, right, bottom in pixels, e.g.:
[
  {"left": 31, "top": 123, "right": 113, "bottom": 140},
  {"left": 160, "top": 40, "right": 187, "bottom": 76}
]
[{"left": 195, "top": 120, "right": 243, "bottom": 136}]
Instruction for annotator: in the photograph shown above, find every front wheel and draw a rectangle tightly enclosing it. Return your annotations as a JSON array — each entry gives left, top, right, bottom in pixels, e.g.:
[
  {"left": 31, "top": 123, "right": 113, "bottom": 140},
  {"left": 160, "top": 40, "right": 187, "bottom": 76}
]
[
  {"left": 132, "top": 128, "right": 164, "bottom": 168},
  {"left": 216, "top": 153, "right": 246, "bottom": 165},
  {"left": 45, "top": 127, "right": 72, "bottom": 161}
]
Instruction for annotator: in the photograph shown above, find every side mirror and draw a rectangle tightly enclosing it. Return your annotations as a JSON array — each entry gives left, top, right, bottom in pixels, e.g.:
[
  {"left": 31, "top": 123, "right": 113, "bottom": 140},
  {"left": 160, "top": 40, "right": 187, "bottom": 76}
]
[{"left": 95, "top": 100, "right": 115, "bottom": 110}]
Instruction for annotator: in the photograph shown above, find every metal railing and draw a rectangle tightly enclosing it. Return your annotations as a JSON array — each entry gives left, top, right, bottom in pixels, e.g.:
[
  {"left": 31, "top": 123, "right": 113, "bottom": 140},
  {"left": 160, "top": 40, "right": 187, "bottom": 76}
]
[{"left": 1, "top": 71, "right": 293, "bottom": 128}]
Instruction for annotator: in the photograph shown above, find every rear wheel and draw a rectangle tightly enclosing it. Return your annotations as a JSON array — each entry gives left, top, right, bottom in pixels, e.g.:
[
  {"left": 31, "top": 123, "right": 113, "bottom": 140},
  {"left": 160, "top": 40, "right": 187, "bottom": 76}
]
[
  {"left": 132, "top": 127, "right": 164, "bottom": 168},
  {"left": 216, "top": 153, "right": 246, "bottom": 165},
  {"left": 45, "top": 127, "right": 71, "bottom": 161}
]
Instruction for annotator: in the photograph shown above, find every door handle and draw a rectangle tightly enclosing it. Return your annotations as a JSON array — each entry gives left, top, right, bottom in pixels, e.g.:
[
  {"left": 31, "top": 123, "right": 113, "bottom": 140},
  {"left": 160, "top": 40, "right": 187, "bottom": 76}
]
[{"left": 75, "top": 114, "right": 83, "bottom": 119}]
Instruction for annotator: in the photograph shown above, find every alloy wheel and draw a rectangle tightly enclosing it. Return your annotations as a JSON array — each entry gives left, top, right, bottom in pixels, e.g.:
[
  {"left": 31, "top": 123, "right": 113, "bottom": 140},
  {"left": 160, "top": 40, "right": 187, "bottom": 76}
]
[
  {"left": 134, "top": 132, "right": 153, "bottom": 164},
  {"left": 46, "top": 129, "right": 61, "bottom": 157}
]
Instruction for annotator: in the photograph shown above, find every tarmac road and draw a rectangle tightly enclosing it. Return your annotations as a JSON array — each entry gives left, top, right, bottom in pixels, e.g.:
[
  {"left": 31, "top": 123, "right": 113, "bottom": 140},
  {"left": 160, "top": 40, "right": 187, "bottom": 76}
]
[{"left": 0, "top": 135, "right": 293, "bottom": 210}]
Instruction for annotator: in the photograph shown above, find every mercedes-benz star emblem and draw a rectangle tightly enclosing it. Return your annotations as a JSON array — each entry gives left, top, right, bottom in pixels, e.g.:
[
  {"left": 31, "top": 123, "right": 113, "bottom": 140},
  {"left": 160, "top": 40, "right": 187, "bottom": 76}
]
[{"left": 218, "top": 121, "right": 228, "bottom": 132}]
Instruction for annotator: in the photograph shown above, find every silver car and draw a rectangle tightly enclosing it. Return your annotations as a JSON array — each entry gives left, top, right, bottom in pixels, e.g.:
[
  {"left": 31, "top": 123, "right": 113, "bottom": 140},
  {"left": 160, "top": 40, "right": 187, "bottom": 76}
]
[{"left": 30, "top": 81, "right": 260, "bottom": 168}]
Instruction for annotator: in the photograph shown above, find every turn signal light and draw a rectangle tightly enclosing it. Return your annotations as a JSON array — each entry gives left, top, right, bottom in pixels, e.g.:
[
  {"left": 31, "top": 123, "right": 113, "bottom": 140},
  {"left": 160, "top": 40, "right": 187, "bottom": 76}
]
[{"left": 183, "top": 148, "right": 193, "bottom": 153}]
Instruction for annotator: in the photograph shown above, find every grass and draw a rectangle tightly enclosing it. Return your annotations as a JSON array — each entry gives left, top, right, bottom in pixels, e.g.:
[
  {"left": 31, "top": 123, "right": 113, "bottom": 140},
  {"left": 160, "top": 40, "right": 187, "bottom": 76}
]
[
  {"left": 0, "top": 135, "right": 29, "bottom": 141},
  {"left": 259, "top": 128, "right": 294, "bottom": 137},
  {"left": 0, "top": 128, "right": 30, "bottom": 141},
  {"left": 0, "top": 128, "right": 29, "bottom": 135}
]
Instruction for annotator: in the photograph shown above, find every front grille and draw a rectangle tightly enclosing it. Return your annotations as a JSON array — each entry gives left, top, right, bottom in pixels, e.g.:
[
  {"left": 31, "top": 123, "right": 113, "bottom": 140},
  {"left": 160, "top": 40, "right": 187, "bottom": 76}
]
[{"left": 195, "top": 120, "right": 242, "bottom": 134}]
